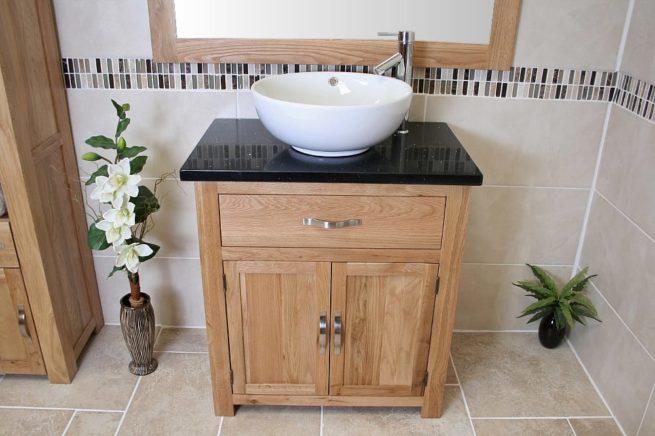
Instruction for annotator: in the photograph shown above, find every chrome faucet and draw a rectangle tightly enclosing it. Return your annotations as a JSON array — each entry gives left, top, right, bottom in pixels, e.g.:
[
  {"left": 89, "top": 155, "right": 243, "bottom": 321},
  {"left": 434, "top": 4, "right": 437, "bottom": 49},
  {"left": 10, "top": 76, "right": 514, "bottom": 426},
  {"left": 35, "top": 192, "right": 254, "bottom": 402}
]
[
  {"left": 374, "top": 31, "right": 415, "bottom": 88},
  {"left": 374, "top": 31, "right": 415, "bottom": 133}
]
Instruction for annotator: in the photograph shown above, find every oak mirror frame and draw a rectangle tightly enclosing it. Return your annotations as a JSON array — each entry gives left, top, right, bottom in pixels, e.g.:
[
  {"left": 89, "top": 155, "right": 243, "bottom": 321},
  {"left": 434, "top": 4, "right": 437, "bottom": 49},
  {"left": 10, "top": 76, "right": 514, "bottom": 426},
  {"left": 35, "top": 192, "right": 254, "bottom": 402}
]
[{"left": 148, "top": 0, "right": 520, "bottom": 69}]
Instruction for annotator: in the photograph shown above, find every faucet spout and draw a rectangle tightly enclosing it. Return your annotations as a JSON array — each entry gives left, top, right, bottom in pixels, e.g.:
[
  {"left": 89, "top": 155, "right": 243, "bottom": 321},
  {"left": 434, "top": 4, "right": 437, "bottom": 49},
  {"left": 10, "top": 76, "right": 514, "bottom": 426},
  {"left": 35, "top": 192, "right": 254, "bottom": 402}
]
[{"left": 374, "top": 53, "right": 405, "bottom": 79}]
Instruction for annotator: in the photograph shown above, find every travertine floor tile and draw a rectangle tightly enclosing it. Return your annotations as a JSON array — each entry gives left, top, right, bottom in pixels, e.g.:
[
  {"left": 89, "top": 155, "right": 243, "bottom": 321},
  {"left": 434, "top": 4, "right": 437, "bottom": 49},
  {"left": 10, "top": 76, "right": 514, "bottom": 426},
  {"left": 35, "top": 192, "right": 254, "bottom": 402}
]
[
  {"left": 451, "top": 333, "right": 608, "bottom": 417},
  {"left": 221, "top": 406, "right": 320, "bottom": 436},
  {"left": 0, "top": 408, "right": 72, "bottom": 436},
  {"left": 473, "top": 419, "right": 574, "bottom": 436},
  {"left": 155, "top": 327, "right": 207, "bottom": 352},
  {"left": 569, "top": 418, "right": 623, "bottom": 436},
  {"left": 446, "top": 358, "right": 458, "bottom": 384},
  {"left": 0, "top": 327, "right": 137, "bottom": 410},
  {"left": 323, "top": 387, "right": 472, "bottom": 436},
  {"left": 65, "top": 411, "right": 122, "bottom": 436},
  {"left": 118, "top": 352, "right": 220, "bottom": 435}
]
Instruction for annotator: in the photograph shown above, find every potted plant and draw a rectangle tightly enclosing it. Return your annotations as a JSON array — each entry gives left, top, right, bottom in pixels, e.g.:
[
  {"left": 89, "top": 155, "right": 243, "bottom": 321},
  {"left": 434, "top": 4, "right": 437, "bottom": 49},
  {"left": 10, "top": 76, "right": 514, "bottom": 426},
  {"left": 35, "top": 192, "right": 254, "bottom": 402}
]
[
  {"left": 83, "top": 100, "right": 163, "bottom": 375},
  {"left": 513, "top": 264, "right": 601, "bottom": 348}
]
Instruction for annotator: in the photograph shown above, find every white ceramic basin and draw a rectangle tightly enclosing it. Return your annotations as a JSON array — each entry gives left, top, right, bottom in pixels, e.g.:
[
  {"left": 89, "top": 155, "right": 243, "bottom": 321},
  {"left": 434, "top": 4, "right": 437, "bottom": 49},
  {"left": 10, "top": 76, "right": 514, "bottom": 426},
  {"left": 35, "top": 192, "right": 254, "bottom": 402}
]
[{"left": 251, "top": 72, "right": 412, "bottom": 157}]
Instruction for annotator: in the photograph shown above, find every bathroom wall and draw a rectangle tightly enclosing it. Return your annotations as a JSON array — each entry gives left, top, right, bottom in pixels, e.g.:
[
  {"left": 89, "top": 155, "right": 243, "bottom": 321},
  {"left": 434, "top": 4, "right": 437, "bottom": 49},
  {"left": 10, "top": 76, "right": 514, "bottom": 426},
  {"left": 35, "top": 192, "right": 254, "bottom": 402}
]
[
  {"left": 53, "top": 0, "right": 629, "bottom": 330},
  {"left": 569, "top": 0, "right": 655, "bottom": 434}
]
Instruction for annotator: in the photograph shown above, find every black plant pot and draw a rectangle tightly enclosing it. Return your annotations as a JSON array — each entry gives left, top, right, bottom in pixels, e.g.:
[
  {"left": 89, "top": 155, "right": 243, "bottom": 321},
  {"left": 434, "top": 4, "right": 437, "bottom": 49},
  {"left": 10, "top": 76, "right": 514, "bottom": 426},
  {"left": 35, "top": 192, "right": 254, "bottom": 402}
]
[
  {"left": 119, "top": 293, "right": 158, "bottom": 375},
  {"left": 538, "top": 313, "right": 566, "bottom": 349}
]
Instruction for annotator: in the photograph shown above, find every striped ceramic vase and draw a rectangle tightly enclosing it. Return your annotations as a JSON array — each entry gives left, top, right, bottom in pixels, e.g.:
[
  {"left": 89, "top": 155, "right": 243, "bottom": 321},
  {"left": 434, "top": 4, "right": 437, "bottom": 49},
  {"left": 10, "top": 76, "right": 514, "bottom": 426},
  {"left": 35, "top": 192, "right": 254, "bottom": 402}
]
[{"left": 119, "top": 292, "right": 158, "bottom": 375}]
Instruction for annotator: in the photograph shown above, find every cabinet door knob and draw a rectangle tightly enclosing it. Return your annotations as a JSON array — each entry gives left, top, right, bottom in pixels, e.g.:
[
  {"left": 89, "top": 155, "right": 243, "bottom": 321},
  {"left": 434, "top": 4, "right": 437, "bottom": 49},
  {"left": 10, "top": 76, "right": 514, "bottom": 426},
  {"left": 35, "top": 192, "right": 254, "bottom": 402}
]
[
  {"left": 319, "top": 312, "right": 327, "bottom": 355},
  {"left": 18, "top": 304, "right": 32, "bottom": 343},
  {"left": 334, "top": 312, "right": 342, "bottom": 356},
  {"left": 303, "top": 218, "right": 362, "bottom": 229}
]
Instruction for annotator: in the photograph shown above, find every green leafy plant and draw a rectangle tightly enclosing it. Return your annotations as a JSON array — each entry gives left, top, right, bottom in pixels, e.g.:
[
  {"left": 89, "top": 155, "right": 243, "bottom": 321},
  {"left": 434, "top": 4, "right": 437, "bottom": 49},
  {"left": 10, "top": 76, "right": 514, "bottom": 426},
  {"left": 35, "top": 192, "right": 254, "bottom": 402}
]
[
  {"left": 83, "top": 100, "right": 166, "bottom": 307},
  {"left": 513, "top": 264, "right": 601, "bottom": 330}
]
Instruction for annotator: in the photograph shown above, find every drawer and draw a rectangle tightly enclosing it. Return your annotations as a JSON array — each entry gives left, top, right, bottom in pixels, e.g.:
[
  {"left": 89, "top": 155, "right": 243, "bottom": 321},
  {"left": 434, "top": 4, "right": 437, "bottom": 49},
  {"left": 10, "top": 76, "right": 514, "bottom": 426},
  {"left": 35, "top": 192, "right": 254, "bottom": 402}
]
[
  {"left": 0, "top": 222, "right": 19, "bottom": 268},
  {"left": 219, "top": 195, "right": 445, "bottom": 249}
]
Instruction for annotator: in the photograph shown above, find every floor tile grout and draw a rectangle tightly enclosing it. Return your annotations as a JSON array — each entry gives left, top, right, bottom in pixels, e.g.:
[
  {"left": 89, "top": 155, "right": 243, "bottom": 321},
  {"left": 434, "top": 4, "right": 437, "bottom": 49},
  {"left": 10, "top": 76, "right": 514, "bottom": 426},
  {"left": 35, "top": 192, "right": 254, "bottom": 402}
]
[
  {"left": 216, "top": 416, "right": 223, "bottom": 436},
  {"left": 60, "top": 410, "right": 77, "bottom": 436},
  {"left": 636, "top": 381, "right": 655, "bottom": 436},
  {"left": 114, "top": 376, "right": 142, "bottom": 436},
  {"left": 320, "top": 405, "right": 324, "bottom": 436},
  {"left": 567, "top": 418, "right": 578, "bottom": 436},
  {"left": 0, "top": 406, "right": 123, "bottom": 413},
  {"left": 450, "top": 353, "right": 477, "bottom": 436},
  {"left": 471, "top": 416, "right": 614, "bottom": 420}
]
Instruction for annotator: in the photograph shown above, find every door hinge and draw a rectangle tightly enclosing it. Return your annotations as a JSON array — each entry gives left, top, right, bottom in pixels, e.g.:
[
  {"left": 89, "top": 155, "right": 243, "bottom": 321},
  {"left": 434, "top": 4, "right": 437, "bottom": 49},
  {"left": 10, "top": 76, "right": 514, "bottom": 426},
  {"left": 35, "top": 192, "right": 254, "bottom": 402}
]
[
  {"left": 222, "top": 274, "right": 227, "bottom": 293},
  {"left": 435, "top": 276, "right": 440, "bottom": 295},
  {"left": 423, "top": 371, "right": 429, "bottom": 386}
]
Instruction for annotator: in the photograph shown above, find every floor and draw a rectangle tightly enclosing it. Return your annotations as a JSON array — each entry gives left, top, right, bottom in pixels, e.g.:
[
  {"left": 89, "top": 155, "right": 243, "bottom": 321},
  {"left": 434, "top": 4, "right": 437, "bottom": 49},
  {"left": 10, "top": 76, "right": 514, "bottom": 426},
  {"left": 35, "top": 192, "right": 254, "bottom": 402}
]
[{"left": 0, "top": 327, "right": 624, "bottom": 436}]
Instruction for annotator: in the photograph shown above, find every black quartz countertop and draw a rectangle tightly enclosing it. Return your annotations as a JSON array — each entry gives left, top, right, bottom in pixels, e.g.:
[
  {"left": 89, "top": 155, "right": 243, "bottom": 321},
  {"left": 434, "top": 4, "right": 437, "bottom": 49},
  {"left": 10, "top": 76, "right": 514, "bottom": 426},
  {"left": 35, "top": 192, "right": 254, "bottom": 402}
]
[{"left": 180, "top": 119, "right": 483, "bottom": 185}]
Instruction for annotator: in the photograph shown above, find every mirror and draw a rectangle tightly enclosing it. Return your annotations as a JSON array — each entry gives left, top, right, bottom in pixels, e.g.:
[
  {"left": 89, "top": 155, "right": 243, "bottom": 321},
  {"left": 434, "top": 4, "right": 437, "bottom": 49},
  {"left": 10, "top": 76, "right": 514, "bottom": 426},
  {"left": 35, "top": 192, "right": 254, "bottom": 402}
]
[{"left": 148, "top": 0, "right": 520, "bottom": 69}]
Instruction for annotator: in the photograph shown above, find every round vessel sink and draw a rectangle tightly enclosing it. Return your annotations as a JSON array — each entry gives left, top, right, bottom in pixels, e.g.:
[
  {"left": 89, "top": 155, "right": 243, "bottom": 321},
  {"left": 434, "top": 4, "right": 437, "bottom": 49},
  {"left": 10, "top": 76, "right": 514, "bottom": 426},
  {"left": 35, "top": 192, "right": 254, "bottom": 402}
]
[{"left": 251, "top": 72, "right": 412, "bottom": 157}]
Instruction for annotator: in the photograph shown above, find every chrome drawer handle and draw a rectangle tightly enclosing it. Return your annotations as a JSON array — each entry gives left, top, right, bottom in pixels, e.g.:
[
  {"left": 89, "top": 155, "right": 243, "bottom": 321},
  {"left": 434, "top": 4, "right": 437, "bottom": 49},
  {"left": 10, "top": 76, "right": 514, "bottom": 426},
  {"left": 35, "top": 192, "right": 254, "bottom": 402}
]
[
  {"left": 334, "top": 312, "right": 342, "bottom": 356},
  {"left": 319, "top": 312, "right": 327, "bottom": 355},
  {"left": 303, "top": 218, "right": 362, "bottom": 229},
  {"left": 18, "top": 304, "right": 32, "bottom": 343}
]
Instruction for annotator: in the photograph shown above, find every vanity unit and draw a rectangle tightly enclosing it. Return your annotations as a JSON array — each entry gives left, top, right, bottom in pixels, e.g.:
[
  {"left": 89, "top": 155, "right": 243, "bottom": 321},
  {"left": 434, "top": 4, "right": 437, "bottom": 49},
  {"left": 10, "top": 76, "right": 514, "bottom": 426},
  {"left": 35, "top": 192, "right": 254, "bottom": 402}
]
[{"left": 181, "top": 119, "right": 482, "bottom": 418}]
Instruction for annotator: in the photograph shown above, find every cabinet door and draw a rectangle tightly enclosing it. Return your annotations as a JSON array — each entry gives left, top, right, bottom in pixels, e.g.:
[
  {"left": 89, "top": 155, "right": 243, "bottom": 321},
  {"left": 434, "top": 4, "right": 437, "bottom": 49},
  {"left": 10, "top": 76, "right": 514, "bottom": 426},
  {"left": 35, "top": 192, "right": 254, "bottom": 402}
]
[
  {"left": 0, "top": 268, "right": 45, "bottom": 374},
  {"left": 224, "top": 261, "right": 331, "bottom": 395},
  {"left": 330, "top": 263, "right": 438, "bottom": 396}
]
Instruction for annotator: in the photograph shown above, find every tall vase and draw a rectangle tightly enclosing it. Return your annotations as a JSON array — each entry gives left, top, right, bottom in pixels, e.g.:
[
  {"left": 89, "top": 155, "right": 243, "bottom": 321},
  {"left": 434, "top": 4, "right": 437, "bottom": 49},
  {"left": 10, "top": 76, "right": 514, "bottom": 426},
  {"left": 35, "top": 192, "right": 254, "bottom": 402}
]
[{"left": 119, "top": 292, "right": 158, "bottom": 375}]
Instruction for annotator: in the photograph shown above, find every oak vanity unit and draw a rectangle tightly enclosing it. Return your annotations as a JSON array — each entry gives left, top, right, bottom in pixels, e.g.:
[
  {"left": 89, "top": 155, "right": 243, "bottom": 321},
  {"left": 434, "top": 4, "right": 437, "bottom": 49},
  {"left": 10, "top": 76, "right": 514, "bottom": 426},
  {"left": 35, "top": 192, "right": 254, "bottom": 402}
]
[{"left": 180, "top": 119, "right": 482, "bottom": 418}]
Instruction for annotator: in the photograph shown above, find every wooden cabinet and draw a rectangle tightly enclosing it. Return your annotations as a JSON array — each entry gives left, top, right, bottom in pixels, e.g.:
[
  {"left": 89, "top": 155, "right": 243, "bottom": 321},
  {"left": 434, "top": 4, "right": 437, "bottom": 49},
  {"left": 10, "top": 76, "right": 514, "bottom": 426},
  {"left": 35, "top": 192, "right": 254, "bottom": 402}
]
[
  {"left": 195, "top": 182, "right": 470, "bottom": 418},
  {"left": 0, "top": 0, "right": 103, "bottom": 382}
]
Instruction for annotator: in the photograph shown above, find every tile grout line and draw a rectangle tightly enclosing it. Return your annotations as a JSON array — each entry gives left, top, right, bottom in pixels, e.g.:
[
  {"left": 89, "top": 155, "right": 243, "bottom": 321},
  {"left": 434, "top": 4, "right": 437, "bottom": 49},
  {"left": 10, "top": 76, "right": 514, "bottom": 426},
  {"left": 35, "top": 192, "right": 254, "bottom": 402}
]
[
  {"left": 595, "top": 190, "right": 655, "bottom": 245},
  {"left": 0, "top": 406, "right": 123, "bottom": 413},
  {"left": 636, "top": 382, "right": 655, "bottom": 435},
  {"left": 60, "top": 410, "right": 77, "bottom": 436},
  {"left": 449, "top": 353, "right": 476, "bottom": 436},
  {"left": 454, "top": 329, "right": 537, "bottom": 333},
  {"left": 471, "top": 416, "right": 612, "bottom": 420},
  {"left": 216, "top": 416, "right": 223, "bottom": 436},
  {"left": 587, "top": 279, "right": 655, "bottom": 363},
  {"left": 565, "top": 338, "right": 627, "bottom": 436},
  {"left": 113, "top": 376, "right": 142, "bottom": 436},
  {"left": 571, "top": 102, "right": 612, "bottom": 276},
  {"left": 614, "top": 0, "right": 636, "bottom": 72},
  {"left": 320, "top": 405, "right": 324, "bottom": 436},
  {"left": 567, "top": 418, "right": 578, "bottom": 436}
]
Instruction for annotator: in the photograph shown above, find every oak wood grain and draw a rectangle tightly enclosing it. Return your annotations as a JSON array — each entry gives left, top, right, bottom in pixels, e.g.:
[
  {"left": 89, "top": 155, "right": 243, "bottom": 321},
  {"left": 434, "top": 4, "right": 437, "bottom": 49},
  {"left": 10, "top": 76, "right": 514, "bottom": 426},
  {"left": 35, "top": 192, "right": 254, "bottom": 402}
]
[
  {"left": 221, "top": 247, "right": 440, "bottom": 263},
  {"left": 0, "top": 221, "right": 19, "bottom": 267},
  {"left": 219, "top": 195, "right": 445, "bottom": 249},
  {"left": 233, "top": 394, "right": 424, "bottom": 407}
]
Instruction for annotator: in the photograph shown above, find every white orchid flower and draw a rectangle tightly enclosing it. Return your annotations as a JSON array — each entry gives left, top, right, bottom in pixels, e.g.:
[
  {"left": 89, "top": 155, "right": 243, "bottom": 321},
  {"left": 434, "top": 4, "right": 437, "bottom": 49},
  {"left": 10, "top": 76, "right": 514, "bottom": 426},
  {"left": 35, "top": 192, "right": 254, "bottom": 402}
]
[
  {"left": 103, "top": 199, "right": 136, "bottom": 227},
  {"left": 103, "top": 158, "right": 141, "bottom": 207},
  {"left": 96, "top": 218, "right": 132, "bottom": 247},
  {"left": 89, "top": 175, "right": 114, "bottom": 204},
  {"left": 115, "top": 243, "right": 153, "bottom": 273}
]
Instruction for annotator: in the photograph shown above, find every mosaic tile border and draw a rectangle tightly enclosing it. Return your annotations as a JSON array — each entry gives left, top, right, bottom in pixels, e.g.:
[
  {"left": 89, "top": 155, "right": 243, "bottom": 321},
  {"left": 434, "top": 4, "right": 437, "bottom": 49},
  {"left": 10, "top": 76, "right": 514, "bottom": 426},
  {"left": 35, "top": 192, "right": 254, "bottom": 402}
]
[{"left": 61, "top": 58, "right": 655, "bottom": 123}]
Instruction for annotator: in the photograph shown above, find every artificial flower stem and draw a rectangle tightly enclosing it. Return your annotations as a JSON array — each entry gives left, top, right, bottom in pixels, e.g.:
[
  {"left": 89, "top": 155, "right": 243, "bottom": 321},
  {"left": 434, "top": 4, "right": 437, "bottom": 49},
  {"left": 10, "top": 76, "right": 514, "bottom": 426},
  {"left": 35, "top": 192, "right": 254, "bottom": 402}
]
[{"left": 128, "top": 271, "right": 144, "bottom": 307}]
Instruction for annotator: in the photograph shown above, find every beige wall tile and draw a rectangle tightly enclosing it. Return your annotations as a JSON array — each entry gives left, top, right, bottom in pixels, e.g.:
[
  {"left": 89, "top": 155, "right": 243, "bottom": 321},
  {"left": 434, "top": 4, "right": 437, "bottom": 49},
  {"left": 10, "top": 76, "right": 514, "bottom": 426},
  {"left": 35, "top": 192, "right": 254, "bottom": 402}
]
[
  {"left": 463, "top": 187, "right": 588, "bottom": 265},
  {"left": 569, "top": 287, "right": 655, "bottom": 436},
  {"left": 53, "top": 0, "right": 152, "bottom": 58},
  {"left": 237, "top": 90, "right": 259, "bottom": 119},
  {"left": 222, "top": 406, "right": 320, "bottom": 435},
  {"left": 513, "top": 0, "right": 628, "bottom": 69},
  {"left": 134, "top": 179, "right": 199, "bottom": 258},
  {"left": 323, "top": 387, "right": 472, "bottom": 436},
  {"left": 597, "top": 107, "right": 655, "bottom": 238},
  {"left": 0, "top": 409, "right": 73, "bottom": 436},
  {"left": 92, "top": 257, "right": 206, "bottom": 326},
  {"left": 621, "top": 0, "right": 655, "bottom": 81},
  {"left": 67, "top": 89, "right": 237, "bottom": 180},
  {"left": 452, "top": 333, "right": 608, "bottom": 417},
  {"left": 155, "top": 328, "right": 208, "bottom": 353},
  {"left": 456, "top": 264, "right": 572, "bottom": 330},
  {"left": 569, "top": 418, "right": 623, "bottom": 436},
  {"left": 408, "top": 94, "right": 426, "bottom": 122},
  {"left": 119, "top": 353, "right": 221, "bottom": 435},
  {"left": 66, "top": 412, "right": 122, "bottom": 436},
  {"left": 0, "top": 327, "right": 137, "bottom": 410},
  {"left": 474, "top": 419, "right": 573, "bottom": 436},
  {"left": 581, "top": 194, "right": 655, "bottom": 357},
  {"left": 426, "top": 97, "right": 605, "bottom": 188},
  {"left": 640, "top": 393, "right": 655, "bottom": 436}
]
